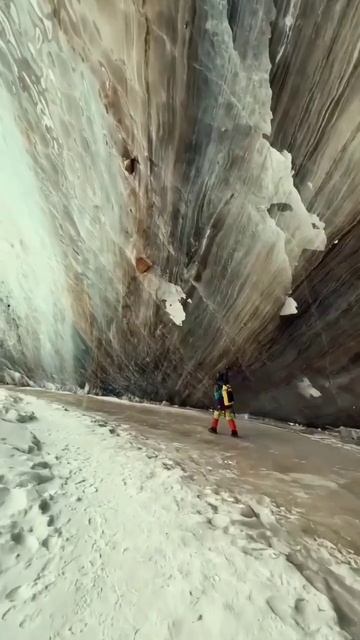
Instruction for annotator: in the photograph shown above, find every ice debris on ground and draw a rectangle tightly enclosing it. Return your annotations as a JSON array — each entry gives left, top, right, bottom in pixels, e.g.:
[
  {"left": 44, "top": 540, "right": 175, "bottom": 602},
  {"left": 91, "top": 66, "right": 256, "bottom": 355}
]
[
  {"left": 0, "top": 367, "right": 33, "bottom": 387},
  {"left": 0, "top": 390, "right": 37, "bottom": 424},
  {"left": 0, "top": 367, "right": 88, "bottom": 395},
  {"left": 41, "top": 381, "right": 88, "bottom": 395},
  {"left": 339, "top": 427, "right": 360, "bottom": 446},
  {"left": 0, "top": 389, "right": 354, "bottom": 640}
]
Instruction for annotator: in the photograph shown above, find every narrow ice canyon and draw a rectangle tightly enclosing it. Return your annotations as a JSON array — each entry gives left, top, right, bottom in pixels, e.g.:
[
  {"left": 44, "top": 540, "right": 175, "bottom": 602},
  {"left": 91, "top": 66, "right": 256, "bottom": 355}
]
[{"left": 0, "top": 0, "right": 359, "bottom": 426}]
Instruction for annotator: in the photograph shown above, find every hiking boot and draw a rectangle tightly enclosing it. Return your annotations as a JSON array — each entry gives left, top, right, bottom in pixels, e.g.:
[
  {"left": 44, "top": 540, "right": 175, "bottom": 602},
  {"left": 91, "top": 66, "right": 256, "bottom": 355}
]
[
  {"left": 231, "top": 430, "right": 239, "bottom": 438},
  {"left": 208, "top": 426, "right": 218, "bottom": 434}
]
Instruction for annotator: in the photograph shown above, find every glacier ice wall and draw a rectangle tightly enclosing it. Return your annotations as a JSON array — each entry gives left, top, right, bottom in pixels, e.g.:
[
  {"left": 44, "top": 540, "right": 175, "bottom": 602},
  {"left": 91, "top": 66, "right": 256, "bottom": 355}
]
[
  {"left": 0, "top": 81, "right": 74, "bottom": 381},
  {"left": 0, "top": 0, "right": 359, "bottom": 426},
  {"left": 243, "top": 0, "right": 360, "bottom": 427}
]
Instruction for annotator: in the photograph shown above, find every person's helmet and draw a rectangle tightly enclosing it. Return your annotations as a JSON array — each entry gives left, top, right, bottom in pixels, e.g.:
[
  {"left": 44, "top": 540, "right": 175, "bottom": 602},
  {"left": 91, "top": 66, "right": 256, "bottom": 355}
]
[{"left": 216, "top": 370, "right": 229, "bottom": 385}]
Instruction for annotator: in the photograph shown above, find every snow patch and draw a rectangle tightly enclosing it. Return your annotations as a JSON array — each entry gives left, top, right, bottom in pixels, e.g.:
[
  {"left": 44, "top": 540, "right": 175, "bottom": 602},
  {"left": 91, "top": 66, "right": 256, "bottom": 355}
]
[
  {"left": 280, "top": 296, "right": 298, "bottom": 316},
  {"left": 141, "top": 269, "right": 186, "bottom": 326},
  {"left": 288, "top": 473, "right": 338, "bottom": 490},
  {"left": 297, "top": 377, "right": 322, "bottom": 399},
  {"left": 0, "top": 388, "right": 37, "bottom": 424},
  {"left": 269, "top": 151, "right": 326, "bottom": 256},
  {"left": 275, "top": 0, "right": 300, "bottom": 63}
]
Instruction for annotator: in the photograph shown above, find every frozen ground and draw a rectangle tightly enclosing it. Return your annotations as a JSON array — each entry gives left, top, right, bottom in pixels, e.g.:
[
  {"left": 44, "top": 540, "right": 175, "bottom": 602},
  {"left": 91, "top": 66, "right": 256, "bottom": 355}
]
[
  {"left": 0, "top": 390, "right": 359, "bottom": 640},
  {"left": 16, "top": 387, "right": 360, "bottom": 556}
]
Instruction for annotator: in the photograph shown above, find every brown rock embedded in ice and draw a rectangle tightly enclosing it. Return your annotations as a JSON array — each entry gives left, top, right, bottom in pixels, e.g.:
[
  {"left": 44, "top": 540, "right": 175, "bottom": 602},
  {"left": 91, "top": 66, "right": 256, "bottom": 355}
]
[{"left": 135, "top": 257, "right": 153, "bottom": 275}]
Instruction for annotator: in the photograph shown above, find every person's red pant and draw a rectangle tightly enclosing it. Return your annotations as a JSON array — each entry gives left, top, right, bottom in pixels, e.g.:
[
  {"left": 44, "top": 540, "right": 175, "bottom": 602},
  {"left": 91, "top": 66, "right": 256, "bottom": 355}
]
[{"left": 211, "top": 408, "right": 238, "bottom": 434}]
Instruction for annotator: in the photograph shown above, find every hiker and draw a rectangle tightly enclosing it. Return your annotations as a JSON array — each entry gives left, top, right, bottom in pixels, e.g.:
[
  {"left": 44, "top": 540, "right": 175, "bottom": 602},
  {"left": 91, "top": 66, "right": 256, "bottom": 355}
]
[{"left": 208, "top": 370, "right": 239, "bottom": 437}]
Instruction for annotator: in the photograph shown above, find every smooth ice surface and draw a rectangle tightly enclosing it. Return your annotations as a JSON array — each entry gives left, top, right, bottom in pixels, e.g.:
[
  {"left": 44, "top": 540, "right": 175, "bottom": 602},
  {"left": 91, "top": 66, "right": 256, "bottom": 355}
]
[{"left": 0, "top": 86, "right": 73, "bottom": 381}]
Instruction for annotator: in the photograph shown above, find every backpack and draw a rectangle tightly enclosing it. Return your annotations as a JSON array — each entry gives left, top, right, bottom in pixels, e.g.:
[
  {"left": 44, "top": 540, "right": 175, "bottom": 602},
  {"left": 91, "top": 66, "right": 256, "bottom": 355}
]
[
  {"left": 214, "top": 384, "right": 223, "bottom": 406},
  {"left": 222, "top": 384, "right": 234, "bottom": 406}
]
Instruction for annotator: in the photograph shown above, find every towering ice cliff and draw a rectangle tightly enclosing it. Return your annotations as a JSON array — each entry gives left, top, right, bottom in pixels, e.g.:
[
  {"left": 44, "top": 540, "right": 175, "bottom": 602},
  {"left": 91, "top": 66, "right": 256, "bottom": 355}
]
[{"left": 0, "top": 0, "right": 359, "bottom": 426}]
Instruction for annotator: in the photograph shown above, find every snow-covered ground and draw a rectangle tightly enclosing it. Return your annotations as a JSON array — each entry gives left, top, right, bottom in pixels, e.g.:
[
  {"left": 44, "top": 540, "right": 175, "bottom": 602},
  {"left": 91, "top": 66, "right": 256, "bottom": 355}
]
[{"left": 0, "top": 390, "right": 354, "bottom": 640}]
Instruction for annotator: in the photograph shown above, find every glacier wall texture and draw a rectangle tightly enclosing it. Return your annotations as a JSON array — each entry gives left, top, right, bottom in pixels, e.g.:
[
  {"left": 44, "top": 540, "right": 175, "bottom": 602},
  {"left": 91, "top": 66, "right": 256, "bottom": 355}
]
[{"left": 0, "top": 0, "right": 359, "bottom": 426}]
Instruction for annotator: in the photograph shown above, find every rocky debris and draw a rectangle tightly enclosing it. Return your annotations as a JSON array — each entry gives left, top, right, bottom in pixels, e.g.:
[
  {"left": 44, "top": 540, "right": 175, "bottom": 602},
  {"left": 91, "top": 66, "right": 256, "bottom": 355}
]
[{"left": 135, "top": 257, "right": 153, "bottom": 274}]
